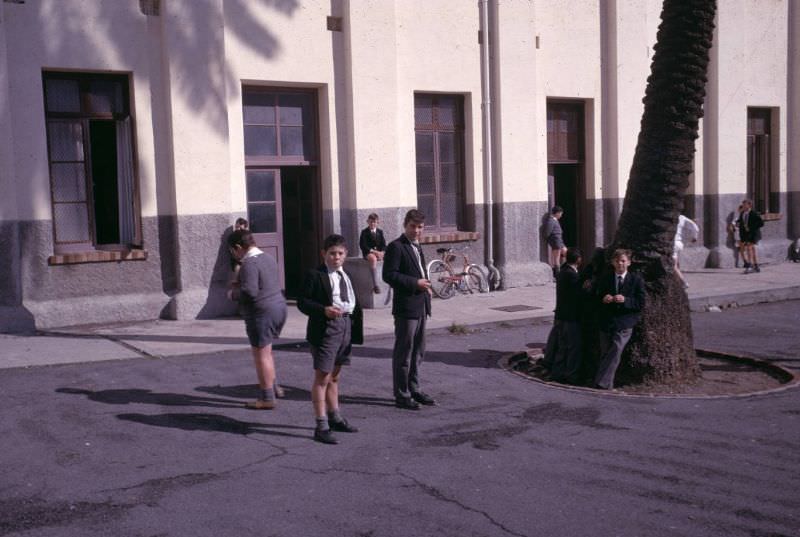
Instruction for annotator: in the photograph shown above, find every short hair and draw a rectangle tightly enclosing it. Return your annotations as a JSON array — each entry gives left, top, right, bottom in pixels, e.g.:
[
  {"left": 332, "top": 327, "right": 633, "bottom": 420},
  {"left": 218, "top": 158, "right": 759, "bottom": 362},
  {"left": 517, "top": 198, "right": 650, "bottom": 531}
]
[
  {"left": 611, "top": 248, "right": 632, "bottom": 261},
  {"left": 404, "top": 209, "right": 425, "bottom": 226},
  {"left": 741, "top": 199, "right": 753, "bottom": 207},
  {"left": 367, "top": 213, "right": 380, "bottom": 222},
  {"left": 322, "top": 234, "right": 348, "bottom": 251},
  {"left": 227, "top": 229, "right": 256, "bottom": 249},
  {"left": 551, "top": 206, "right": 563, "bottom": 215},
  {"left": 234, "top": 217, "right": 248, "bottom": 229},
  {"left": 566, "top": 247, "right": 582, "bottom": 265}
]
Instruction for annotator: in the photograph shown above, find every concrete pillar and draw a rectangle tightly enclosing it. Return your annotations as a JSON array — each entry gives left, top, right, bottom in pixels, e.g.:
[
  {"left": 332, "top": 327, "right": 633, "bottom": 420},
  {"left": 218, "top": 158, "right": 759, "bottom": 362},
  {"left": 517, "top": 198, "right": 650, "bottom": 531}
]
[{"left": 159, "top": 0, "right": 235, "bottom": 319}]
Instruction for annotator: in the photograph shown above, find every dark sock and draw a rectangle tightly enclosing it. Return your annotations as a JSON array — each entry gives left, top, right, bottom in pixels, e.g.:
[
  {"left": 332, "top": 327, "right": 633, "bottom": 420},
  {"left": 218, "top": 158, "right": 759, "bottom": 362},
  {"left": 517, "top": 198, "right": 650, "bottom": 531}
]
[
  {"left": 315, "top": 416, "right": 329, "bottom": 431},
  {"left": 328, "top": 409, "right": 343, "bottom": 424},
  {"left": 260, "top": 388, "right": 275, "bottom": 401}
]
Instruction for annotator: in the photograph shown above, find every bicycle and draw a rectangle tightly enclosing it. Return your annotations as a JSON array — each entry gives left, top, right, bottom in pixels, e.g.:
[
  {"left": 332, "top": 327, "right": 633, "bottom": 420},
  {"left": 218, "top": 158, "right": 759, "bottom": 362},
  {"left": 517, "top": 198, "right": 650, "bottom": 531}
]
[{"left": 427, "top": 245, "right": 489, "bottom": 299}]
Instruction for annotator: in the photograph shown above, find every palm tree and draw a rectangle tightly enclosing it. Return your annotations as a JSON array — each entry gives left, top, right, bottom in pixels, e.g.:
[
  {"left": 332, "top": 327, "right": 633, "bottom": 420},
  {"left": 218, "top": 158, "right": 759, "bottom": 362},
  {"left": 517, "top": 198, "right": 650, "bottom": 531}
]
[{"left": 610, "top": 0, "right": 717, "bottom": 385}]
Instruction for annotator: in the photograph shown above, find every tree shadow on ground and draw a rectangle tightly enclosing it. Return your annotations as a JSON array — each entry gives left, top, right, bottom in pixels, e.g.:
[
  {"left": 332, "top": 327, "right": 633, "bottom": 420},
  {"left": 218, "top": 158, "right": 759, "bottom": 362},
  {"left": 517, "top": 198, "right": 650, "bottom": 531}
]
[
  {"left": 276, "top": 344, "right": 507, "bottom": 369},
  {"left": 56, "top": 387, "right": 242, "bottom": 409},
  {"left": 116, "top": 412, "right": 311, "bottom": 439},
  {"left": 194, "top": 384, "right": 395, "bottom": 408}
]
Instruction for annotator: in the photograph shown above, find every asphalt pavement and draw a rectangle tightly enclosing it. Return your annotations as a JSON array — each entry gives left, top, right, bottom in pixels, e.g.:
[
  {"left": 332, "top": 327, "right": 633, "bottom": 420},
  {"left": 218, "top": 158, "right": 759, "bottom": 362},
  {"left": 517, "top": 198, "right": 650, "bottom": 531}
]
[{"left": 0, "top": 263, "right": 799, "bottom": 537}]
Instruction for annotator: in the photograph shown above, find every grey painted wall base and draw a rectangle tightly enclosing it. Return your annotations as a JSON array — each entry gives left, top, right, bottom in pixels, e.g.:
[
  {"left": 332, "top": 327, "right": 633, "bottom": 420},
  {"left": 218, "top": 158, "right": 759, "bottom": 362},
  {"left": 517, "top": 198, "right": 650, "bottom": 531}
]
[
  {"left": 677, "top": 246, "right": 710, "bottom": 270},
  {"left": 500, "top": 261, "right": 553, "bottom": 289},
  {"left": 343, "top": 258, "right": 391, "bottom": 309},
  {"left": 0, "top": 306, "right": 36, "bottom": 333},
  {"left": 708, "top": 239, "right": 793, "bottom": 269},
  {"left": 24, "top": 291, "right": 168, "bottom": 330},
  {"left": 162, "top": 286, "right": 239, "bottom": 320}
]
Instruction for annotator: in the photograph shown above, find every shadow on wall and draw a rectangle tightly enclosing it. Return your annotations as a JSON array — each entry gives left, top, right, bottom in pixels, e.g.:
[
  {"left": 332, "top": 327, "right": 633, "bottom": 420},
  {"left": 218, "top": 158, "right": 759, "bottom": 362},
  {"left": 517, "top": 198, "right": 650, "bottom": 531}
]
[
  {"left": 33, "top": 0, "right": 299, "bottom": 139},
  {"left": 197, "top": 226, "right": 238, "bottom": 319}
]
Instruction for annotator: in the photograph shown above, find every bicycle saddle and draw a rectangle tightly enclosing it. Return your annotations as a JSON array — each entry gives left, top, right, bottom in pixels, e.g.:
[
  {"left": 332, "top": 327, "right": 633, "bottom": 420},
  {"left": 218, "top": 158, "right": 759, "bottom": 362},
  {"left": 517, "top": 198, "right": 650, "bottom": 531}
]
[{"left": 436, "top": 247, "right": 452, "bottom": 254}]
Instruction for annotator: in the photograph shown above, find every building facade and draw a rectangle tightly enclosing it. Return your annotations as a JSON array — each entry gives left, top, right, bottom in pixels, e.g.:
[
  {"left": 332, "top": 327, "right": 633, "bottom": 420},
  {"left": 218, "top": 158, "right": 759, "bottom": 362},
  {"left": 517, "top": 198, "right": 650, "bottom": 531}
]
[{"left": 1, "top": 0, "right": 798, "bottom": 332}]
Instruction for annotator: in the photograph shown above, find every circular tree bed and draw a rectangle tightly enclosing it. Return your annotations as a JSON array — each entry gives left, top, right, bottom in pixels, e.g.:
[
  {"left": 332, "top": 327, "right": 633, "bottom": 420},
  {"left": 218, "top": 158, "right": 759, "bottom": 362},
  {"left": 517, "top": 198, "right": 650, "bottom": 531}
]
[{"left": 504, "top": 349, "right": 798, "bottom": 398}]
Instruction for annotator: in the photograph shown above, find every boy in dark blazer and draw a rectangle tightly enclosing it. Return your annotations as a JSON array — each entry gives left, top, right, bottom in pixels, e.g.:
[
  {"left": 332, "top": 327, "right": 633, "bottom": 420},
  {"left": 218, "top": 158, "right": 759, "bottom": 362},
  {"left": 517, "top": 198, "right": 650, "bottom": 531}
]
[
  {"left": 298, "top": 234, "right": 364, "bottom": 444},
  {"left": 548, "top": 247, "right": 584, "bottom": 384},
  {"left": 359, "top": 213, "right": 387, "bottom": 293},
  {"left": 593, "top": 249, "right": 646, "bottom": 390},
  {"left": 382, "top": 209, "right": 434, "bottom": 410}
]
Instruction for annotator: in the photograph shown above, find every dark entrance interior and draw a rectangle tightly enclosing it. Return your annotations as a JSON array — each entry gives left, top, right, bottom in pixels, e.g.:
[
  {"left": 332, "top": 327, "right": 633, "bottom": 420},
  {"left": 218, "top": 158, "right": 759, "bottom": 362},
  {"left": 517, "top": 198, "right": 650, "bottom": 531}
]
[
  {"left": 280, "top": 166, "right": 320, "bottom": 299},
  {"left": 550, "top": 163, "right": 580, "bottom": 249},
  {"left": 89, "top": 120, "right": 120, "bottom": 245}
]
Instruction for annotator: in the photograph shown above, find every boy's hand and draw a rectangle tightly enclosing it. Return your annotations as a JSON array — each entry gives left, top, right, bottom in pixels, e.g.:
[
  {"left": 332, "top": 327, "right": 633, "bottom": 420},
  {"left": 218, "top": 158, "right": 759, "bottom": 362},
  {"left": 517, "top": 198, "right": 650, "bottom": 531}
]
[
  {"left": 614, "top": 294, "right": 625, "bottom": 303},
  {"left": 324, "top": 306, "right": 343, "bottom": 319},
  {"left": 602, "top": 294, "right": 615, "bottom": 304},
  {"left": 417, "top": 279, "right": 432, "bottom": 291}
]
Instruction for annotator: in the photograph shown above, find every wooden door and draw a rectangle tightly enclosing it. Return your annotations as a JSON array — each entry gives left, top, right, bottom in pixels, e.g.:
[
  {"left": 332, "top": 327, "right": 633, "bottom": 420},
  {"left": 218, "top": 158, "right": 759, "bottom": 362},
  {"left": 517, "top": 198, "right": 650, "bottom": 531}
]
[{"left": 246, "top": 168, "right": 284, "bottom": 288}]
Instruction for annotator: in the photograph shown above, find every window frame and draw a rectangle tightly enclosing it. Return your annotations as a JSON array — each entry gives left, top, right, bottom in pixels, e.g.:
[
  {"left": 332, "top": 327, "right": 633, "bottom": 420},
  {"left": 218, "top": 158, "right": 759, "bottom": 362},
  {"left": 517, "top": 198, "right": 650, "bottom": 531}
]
[
  {"left": 413, "top": 93, "right": 467, "bottom": 232},
  {"left": 746, "top": 107, "right": 779, "bottom": 216},
  {"left": 42, "top": 71, "right": 142, "bottom": 256}
]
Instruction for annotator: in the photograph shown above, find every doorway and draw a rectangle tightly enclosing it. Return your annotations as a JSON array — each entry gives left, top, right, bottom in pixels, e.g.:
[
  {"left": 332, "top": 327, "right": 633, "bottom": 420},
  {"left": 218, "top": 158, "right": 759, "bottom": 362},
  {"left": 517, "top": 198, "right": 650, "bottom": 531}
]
[
  {"left": 546, "top": 100, "right": 587, "bottom": 256},
  {"left": 280, "top": 166, "right": 321, "bottom": 298}
]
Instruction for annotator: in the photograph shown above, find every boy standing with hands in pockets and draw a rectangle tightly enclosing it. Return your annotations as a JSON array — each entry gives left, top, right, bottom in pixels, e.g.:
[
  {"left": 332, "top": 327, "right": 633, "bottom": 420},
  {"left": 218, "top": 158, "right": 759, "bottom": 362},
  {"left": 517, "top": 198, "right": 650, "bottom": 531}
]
[{"left": 298, "top": 234, "right": 363, "bottom": 444}]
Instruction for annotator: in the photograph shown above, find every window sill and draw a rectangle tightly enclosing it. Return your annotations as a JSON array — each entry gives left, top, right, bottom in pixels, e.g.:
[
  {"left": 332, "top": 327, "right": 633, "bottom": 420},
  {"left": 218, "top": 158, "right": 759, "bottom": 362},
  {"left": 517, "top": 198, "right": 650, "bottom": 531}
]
[
  {"left": 420, "top": 231, "right": 481, "bottom": 244},
  {"left": 762, "top": 213, "right": 782, "bottom": 222},
  {"left": 49, "top": 249, "right": 148, "bottom": 266}
]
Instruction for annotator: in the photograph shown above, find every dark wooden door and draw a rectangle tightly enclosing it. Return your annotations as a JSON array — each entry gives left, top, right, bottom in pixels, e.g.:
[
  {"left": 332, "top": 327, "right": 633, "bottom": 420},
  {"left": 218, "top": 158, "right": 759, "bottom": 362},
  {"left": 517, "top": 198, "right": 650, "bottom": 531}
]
[
  {"left": 246, "top": 168, "right": 284, "bottom": 288},
  {"left": 280, "top": 166, "right": 320, "bottom": 298}
]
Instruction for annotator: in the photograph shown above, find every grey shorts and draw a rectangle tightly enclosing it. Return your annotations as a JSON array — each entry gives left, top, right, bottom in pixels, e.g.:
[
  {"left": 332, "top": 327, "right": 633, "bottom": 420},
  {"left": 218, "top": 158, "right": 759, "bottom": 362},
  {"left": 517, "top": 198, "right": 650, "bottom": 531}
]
[
  {"left": 244, "top": 303, "right": 287, "bottom": 348},
  {"left": 311, "top": 316, "right": 352, "bottom": 373}
]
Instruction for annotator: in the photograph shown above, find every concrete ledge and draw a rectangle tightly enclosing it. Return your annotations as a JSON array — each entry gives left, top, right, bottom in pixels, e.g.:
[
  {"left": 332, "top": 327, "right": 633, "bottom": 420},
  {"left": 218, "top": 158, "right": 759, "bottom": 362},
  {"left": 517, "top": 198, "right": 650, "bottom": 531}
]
[
  {"left": 344, "top": 257, "right": 391, "bottom": 309},
  {"left": 24, "top": 292, "right": 169, "bottom": 329},
  {"left": 689, "top": 286, "right": 800, "bottom": 312}
]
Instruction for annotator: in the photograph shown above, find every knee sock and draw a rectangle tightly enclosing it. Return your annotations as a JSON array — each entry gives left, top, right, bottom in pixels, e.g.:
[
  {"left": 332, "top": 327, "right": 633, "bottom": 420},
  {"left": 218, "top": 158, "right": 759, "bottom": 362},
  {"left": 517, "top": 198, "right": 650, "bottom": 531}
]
[
  {"left": 372, "top": 266, "right": 381, "bottom": 287},
  {"left": 315, "top": 416, "right": 329, "bottom": 431},
  {"left": 260, "top": 387, "right": 275, "bottom": 401},
  {"left": 328, "top": 409, "right": 343, "bottom": 424}
]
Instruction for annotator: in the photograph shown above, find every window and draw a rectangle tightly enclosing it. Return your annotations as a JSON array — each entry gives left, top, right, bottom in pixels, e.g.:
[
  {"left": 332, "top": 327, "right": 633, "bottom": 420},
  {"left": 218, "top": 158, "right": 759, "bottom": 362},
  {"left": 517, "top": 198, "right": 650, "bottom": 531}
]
[
  {"left": 414, "top": 94, "right": 466, "bottom": 231},
  {"left": 43, "top": 72, "right": 139, "bottom": 254},
  {"left": 242, "top": 89, "right": 316, "bottom": 164},
  {"left": 747, "top": 108, "right": 778, "bottom": 214}
]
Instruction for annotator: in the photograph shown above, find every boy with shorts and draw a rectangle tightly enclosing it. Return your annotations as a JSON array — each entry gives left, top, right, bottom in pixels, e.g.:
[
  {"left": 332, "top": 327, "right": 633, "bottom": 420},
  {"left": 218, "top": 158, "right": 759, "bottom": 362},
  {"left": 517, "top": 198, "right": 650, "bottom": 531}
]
[{"left": 298, "top": 234, "right": 364, "bottom": 444}]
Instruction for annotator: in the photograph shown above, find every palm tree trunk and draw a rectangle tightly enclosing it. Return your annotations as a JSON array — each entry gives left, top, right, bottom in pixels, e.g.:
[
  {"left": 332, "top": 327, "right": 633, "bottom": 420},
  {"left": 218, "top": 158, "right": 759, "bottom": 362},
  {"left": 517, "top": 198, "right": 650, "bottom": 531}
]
[{"left": 611, "top": 0, "right": 717, "bottom": 385}]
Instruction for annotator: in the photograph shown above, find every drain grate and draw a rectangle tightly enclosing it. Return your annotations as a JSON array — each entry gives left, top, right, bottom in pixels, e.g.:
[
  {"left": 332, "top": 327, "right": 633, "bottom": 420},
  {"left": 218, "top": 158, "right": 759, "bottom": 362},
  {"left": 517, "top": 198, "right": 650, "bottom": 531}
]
[{"left": 490, "top": 304, "right": 541, "bottom": 313}]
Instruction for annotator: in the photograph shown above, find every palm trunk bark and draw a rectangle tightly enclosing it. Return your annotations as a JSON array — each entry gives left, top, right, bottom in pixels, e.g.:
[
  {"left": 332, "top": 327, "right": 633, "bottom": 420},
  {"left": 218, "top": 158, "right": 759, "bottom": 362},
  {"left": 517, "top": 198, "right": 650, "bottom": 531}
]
[{"left": 610, "top": 0, "right": 717, "bottom": 385}]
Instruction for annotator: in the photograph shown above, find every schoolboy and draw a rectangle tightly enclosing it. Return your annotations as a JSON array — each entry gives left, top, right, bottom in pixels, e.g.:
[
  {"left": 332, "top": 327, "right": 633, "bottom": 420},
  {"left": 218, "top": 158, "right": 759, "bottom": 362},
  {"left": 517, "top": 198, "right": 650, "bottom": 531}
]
[
  {"left": 382, "top": 209, "right": 434, "bottom": 410},
  {"left": 298, "top": 234, "right": 364, "bottom": 444},
  {"left": 593, "top": 249, "right": 645, "bottom": 390}
]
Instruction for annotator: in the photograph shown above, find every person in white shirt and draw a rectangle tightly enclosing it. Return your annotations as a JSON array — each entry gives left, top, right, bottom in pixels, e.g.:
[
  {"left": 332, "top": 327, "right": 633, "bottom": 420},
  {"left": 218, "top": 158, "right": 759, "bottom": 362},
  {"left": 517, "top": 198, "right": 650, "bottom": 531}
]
[{"left": 674, "top": 214, "right": 699, "bottom": 288}]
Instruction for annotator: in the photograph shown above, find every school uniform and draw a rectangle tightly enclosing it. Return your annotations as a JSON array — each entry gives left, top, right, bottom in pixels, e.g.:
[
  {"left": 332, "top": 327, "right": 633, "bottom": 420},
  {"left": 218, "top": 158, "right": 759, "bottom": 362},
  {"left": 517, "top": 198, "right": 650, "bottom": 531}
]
[
  {"left": 297, "top": 265, "right": 364, "bottom": 373},
  {"left": 736, "top": 210, "right": 764, "bottom": 244},
  {"left": 359, "top": 227, "right": 387, "bottom": 259},
  {"left": 593, "top": 270, "right": 645, "bottom": 389},
  {"left": 382, "top": 234, "right": 432, "bottom": 403},
  {"left": 549, "top": 264, "right": 583, "bottom": 383}
]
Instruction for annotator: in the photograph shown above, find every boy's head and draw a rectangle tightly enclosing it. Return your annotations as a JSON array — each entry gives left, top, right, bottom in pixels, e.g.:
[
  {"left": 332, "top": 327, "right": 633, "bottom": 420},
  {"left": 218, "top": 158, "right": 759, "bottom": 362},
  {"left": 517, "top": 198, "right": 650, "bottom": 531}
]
[
  {"left": 551, "top": 206, "right": 563, "bottom": 219},
  {"left": 610, "top": 249, "right": 632, "bottom": 275},
  {"left": 403, "top": 209, "right": 425, "bottom": 242},
  {"left": 322, "top": 234, "right": 348, "bottom": 270},
  {"left": 234, "top": 217, "right": 249, "bottom": 231},
  {"left": 227, "top": 229, "right": 256, "bottom": 259},
  {"left": 741, "top": 199, "right": 752, "bottom": 211},
  {"left": 566, "top": 247, "right": 582, "bottom": 266},
  {"left": 367, "top": 213, "right": 380, "bottom": 230}
]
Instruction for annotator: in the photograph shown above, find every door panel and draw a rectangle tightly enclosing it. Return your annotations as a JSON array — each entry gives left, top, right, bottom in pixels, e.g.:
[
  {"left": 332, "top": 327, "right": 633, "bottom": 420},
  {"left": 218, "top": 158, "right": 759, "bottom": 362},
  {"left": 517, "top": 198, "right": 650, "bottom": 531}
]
[
  {"left": 246, "top": 168, "right": 285, "bottom": 288},
  {"left": 281, "top": 167, "right": 320, "bottom": 299}
]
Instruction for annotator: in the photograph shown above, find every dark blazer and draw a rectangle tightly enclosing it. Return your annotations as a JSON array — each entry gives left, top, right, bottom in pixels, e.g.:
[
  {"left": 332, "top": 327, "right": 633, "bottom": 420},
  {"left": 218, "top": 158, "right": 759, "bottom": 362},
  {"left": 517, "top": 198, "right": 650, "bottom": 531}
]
[
  {"left": 595, "top": 271, "right": 645, "bottom": 332},
  {"left": 382, "top": 234, "right": 432, "bottom": 319},
  {"left": 297, "top": 265, "right": 364, "bottom": 348},
  {"left": 359, "top": 227, "right": 387, "bottom": 259},
  {"left": 736, "top": 210, "right": 764, "bottom": 243},
  {"left": 554, "top": 264, "right": 582, "bottom": 322}
]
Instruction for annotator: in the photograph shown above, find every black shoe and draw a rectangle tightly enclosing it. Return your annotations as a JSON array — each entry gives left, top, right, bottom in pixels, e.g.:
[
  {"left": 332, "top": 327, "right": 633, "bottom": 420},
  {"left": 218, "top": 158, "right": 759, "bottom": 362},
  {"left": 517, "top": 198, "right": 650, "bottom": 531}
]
[
  {"left": 411, "top": 392, "right": 436, "bottom": 405},
  {"left": 754, "top": 265, "right": 761, "bottom": 273},
  {"left": 395, "top": 398, "right": 421, "bottom": 410},
  {"left": 330, "top": 418, "right": 359, "bottom": 433},
  {"left": 313, "top": 428, "right": 338, "bottom": 444}
]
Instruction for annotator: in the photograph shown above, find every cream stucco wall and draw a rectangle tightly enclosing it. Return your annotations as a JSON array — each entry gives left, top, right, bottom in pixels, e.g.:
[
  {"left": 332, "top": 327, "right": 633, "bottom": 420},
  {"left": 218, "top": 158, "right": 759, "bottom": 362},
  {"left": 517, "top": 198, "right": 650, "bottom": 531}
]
[{"left": 1, "top": 0, "right": 161, "bottom": 220}]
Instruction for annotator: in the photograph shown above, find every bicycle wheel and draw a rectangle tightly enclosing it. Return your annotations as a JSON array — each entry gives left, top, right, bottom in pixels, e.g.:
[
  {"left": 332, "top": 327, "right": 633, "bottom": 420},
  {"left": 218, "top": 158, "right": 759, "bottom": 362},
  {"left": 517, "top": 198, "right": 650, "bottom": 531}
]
[
  {"left": 428, "top": 260, "right": 456, "bottom": 299},
  {"left": 465, "top": 264, "right": 489, "bottom": 293}
]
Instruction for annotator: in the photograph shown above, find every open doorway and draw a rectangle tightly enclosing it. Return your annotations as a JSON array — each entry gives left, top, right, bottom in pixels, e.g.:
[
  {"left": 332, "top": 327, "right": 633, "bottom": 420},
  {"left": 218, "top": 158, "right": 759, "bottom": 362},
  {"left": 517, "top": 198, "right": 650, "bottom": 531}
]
[{"left": 280, "top": 166, "right": 321, "bottom": 298}]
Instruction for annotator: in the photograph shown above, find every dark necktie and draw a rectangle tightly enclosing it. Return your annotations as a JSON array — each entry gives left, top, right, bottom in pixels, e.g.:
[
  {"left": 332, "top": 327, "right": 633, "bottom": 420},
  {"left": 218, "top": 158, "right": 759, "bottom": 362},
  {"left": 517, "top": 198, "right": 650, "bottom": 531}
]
[
  {"left": 337, "top": 271, "right": 349, "bottom": 303},
  {"left": 616, "top": 276, "right": 623, "bottom": 294}
]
